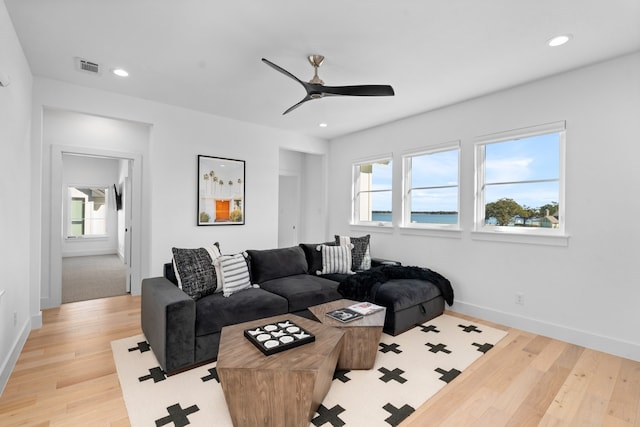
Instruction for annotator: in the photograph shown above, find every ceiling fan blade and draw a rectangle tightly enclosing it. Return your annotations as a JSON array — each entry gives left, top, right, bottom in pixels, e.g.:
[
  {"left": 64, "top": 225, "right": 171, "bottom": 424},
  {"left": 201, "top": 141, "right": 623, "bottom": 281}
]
[
  {"left": 262, "top": 58, "right": 306, "bottom": 87},
  {"left": 320, "top": 85, "right": 395, "bottom": 97},
  {"left": 283, "top": 94, "right": 313, "bottom": 115}
]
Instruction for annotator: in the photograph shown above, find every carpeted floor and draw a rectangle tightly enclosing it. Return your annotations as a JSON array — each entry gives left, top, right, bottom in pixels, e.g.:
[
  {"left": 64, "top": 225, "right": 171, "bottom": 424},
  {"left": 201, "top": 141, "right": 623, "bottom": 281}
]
[
  {"left": 62, "top": 254, "right": 127, "bottom": 303},
  {"left": 111, "top": 314, "right": 507, "bottom": 427}
]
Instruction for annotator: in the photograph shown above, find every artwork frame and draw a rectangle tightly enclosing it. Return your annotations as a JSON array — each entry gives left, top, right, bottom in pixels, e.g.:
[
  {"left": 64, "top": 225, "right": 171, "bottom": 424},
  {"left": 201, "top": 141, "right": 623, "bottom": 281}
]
[{"left": 198, "top": 155, "right": 245, "bottom": 226}]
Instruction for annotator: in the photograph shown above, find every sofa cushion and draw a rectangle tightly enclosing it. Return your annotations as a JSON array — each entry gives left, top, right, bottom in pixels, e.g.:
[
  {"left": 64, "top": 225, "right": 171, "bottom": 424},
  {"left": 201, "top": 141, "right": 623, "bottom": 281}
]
[
  {"left": 246, "top": 246, "right": 308, "bottom": 284},
  {"left": 259, "top": 274, "right": 343, "bottom": 312},
  {"left": 335, "top": 234, "right": 371, "bottom": 271},
  {"left": 299, "top": 242, "right": 335, "bottom": 275},
  {"left": 171, "top": 243, "right": 222, "bottom": 300},
  {"left": 374, "top": 278, "right": 443, "bottom": 311},
  {"left": 316, "top": 244, "right": 353, "bottom": 275},
  {"left": 194, "top": 288, "right": 288, "bottom": 336},
  {"left": 214, "top": 252, "right": 253, "bottom": 297}
]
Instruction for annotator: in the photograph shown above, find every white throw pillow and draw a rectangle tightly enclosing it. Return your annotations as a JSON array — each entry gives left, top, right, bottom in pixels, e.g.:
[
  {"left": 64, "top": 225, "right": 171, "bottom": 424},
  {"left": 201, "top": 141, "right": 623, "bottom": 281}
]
[
  {"left": 214, "top": 252, "right": 254, "bottom": 297},
  {"left": 316, "top": 244, "right": 354, "bottom": 275}
]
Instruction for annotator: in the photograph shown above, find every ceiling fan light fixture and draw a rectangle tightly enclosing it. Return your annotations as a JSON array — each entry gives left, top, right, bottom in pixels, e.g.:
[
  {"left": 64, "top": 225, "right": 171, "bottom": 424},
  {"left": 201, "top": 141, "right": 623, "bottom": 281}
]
[{"left": 547, "top": 34, "right": 572, "bottom": 47}]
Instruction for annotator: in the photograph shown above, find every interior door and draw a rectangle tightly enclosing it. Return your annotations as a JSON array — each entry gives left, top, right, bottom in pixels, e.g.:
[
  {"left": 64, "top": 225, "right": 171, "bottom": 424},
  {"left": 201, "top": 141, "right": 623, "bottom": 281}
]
[{"left": 278, "top": 174, "right": 300, "bottom": 248}]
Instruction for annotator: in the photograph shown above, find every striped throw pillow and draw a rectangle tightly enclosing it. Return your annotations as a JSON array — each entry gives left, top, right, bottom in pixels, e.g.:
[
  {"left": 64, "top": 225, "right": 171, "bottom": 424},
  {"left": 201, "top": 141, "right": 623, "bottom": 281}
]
[
  {"left": 316, "top": 244, "right": 354, "bottom": 275},
  {"left": 214, "top": 252, "right": 253, "bottom": 297}
]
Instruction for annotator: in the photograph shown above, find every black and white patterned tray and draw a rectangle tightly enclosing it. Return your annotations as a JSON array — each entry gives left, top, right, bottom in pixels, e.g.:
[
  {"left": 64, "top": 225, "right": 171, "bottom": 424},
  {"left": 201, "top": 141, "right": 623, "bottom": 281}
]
[{"left": 243, "top": 319, "right": 315, "bottom": 356}]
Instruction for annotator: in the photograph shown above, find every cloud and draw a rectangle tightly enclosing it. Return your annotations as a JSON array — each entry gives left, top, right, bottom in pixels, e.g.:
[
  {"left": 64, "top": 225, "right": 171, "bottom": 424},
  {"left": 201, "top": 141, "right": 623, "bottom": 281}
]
[{"left": 485, "top": 157, "right": 534, "bottom": 182}]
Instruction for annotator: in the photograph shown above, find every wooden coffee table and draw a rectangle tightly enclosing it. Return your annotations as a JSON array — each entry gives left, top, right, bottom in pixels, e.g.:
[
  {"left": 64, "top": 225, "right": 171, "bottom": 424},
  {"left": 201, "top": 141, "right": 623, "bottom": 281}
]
[
  {"left": 309, "top": 299, "right": 386, "bottom": 370},
  {"left": 216, "top": 314, "right": 344, "bottom": 427}
]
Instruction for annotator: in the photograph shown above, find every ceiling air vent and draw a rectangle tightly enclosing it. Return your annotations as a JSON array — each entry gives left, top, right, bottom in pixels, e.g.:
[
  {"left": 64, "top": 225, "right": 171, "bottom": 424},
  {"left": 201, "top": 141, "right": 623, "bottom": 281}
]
[{"left": 75, "top": 57, "right": 101, "bottom": 75}]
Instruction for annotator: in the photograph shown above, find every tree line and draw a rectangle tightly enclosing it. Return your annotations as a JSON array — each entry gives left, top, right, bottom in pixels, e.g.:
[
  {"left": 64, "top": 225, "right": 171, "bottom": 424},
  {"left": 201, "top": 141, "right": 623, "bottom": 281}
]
[{"left": 486, "top": 198, "right": 558, "bottom": 226}]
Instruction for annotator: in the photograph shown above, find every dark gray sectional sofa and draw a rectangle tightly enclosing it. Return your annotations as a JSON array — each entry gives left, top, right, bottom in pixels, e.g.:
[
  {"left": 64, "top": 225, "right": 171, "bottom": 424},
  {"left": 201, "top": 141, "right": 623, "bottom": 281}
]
[{"left": 141, "top": 244, "right": 448, "bottom": 374}]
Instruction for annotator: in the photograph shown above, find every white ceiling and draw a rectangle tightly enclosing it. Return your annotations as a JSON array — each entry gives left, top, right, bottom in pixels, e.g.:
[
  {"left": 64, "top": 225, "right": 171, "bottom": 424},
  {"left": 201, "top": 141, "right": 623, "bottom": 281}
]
[{"left": 5, "top": 0, "right": 640, "bottom": 139}]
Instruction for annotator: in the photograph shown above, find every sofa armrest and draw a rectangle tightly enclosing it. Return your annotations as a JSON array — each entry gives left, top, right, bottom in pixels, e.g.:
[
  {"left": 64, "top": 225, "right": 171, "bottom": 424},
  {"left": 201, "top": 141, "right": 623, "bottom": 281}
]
[
  {"left": 371, "top": 257, "right": 402, "bottom": 267},
  {"left": 141, "top": 277, "right": 196, "bottom": 374}
]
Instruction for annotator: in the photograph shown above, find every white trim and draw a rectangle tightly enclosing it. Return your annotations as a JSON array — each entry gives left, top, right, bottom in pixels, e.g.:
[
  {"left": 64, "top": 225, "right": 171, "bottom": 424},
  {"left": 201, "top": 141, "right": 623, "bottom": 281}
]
[
  {"left": 399, "top": 226, "right": 463, "bottom": 239},
  {"left": 349, "top": 223, "right": 394, "bottom": 234},
  {"left": 0, "top": 318, "right": 30, "bottom": 396},
  {"left": 351, "top": 154, "right": 393, "bottom": 225},
  {"left": 401, "top": 142, "right": 461, "bottom": 229},
  {"left": 471, "top": 230, "right": 569, "bottom": 246},
  {"left": 451, "top": 301, "right": 640, "bottom": 362},
  {"left": 474, "top": 120, "right": 566, "bottom": 144},
  {"left": 48, "top": 145, "right": 143, "bottom": 309},
  {"left": 62, "top": 249, "right": 119, "bottom": 258},
  {"left": 473, "top": 121, "right": 567, "bottom": 237}
]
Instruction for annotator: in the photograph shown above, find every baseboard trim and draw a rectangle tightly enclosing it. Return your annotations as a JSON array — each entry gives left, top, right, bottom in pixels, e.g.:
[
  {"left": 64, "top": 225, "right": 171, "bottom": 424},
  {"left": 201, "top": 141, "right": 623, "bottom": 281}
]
[
  {"left": 451, "top": 301, "right": 640, "bottom": 362},
  {"left": 0, "top": 318, "right": 30, "bottom": 396},
  {"left": 62, "top": 249, "right": 118, "bottom": 258}
]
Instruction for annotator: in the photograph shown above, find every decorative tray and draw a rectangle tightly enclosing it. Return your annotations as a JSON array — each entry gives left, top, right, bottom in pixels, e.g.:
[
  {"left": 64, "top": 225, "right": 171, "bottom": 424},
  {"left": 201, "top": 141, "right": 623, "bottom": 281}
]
[{"left": 243, "top": 319, "right": 315, "bottom": 356}]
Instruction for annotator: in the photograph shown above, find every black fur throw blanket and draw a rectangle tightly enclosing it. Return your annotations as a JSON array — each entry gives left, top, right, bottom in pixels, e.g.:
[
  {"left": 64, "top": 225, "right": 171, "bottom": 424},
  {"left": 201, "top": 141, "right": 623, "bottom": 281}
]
[{"left": 338, "top": 265, "right": 454, "bottom": 306}]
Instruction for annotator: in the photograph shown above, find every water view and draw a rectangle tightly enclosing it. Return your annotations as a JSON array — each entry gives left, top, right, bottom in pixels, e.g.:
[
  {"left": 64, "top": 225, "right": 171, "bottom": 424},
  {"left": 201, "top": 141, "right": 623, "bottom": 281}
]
[{"left": 372, "top": 212, "right": 458, "bottom": 224}]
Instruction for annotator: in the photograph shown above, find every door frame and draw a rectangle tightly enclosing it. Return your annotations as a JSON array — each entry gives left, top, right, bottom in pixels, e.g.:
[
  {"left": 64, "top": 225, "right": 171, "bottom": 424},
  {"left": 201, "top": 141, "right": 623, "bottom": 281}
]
[{"left": 50, "top": 145, "right": 143, "bottom": 306}]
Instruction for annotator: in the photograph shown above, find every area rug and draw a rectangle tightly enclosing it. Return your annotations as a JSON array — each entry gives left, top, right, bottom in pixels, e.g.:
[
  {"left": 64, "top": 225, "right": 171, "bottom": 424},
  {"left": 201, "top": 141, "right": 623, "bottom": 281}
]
[{"left": 111, "top": 314, "right": 507, "bottom": 426}]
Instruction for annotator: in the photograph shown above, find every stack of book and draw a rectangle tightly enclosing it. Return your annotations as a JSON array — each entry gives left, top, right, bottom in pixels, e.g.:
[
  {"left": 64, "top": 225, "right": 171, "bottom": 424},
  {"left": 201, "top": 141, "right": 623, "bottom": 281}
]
[{"left": 325, "top": 302, "right": 384, "bottom": 323}]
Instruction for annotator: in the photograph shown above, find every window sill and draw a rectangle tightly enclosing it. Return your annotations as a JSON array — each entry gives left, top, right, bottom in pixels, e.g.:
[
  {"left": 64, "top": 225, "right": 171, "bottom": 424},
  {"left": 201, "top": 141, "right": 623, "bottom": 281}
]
[
  {"left": 471, "top": 230, "right": 569, "bottom": 246},
  {"left": 349, "top": 223, "right": 394, "bottom": 234},
  {"left": 399, "top": 226, "right": 463, "bottom": 239}
]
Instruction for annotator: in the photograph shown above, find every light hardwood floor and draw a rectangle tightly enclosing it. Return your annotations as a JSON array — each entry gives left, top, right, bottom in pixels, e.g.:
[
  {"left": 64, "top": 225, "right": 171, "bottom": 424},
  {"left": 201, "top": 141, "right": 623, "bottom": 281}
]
[{"left": 1, "top": 295, "right": 638, "bottom": 426}]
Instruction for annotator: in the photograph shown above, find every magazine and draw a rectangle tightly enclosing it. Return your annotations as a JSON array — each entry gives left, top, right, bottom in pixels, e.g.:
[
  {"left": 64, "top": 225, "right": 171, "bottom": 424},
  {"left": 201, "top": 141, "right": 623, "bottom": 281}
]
[
  {"left": 348, "top": 302, "right": 385, "bottom": 316},
  {"left": 325, "top": 308, "right": 363, "bottom": 323}
]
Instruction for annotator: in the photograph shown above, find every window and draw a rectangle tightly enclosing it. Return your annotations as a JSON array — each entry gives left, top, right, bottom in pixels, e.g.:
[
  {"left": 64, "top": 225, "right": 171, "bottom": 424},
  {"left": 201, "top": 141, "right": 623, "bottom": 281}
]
[
  {"left": 475, "top": 122, "right": 565, "bottom": 235},
  {"left": 352, "top": 158, "right": 392, "bottom": 225},
  {"left": 402, "top": 144, "right": 460, "bottom": 228},
  {"left": 67, "top": 186, "right": 109, "bottom": 237}
]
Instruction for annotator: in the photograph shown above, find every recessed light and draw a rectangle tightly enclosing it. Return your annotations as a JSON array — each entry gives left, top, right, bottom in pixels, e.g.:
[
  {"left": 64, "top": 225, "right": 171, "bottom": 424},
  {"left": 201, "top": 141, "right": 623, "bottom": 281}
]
[
  {"left": 547, "top": 34, "right": 572, "bottom": 47},
  {"left": 319, "top": 123, "right": 328, "bottom": 128},
  {"left": 112, "top": 68, "right": 129, "bottom": 77}
]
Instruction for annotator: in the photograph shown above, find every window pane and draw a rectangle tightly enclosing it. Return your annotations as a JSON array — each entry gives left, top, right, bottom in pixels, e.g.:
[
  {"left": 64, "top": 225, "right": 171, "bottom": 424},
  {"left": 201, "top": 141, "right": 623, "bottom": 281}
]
[
  {"left": 485, "top": 133, "right": 559, "bottom": 183},
  {"left": 410, "top": 188, "right": 458, "bottom": 224},
  {"left": 355, "top": 160, "right": 392, "bottom": 223},
  {"left": 68, "top": 186, "right": 109, "bottom": 237},
  {"left": 368, "top": 161, "right": 392, "bottom": 190},
  {"left": 368, "top": 190, "right": 392, "bottom": 222},
  {"left": 479, "top": 126, "right": 563, "bottom": 233},
  {"left": 411, "top": 150, "right": 459, "bottom": 187},
  {"left": 485, "top": 182, "right": 560, "bottom": 227}
]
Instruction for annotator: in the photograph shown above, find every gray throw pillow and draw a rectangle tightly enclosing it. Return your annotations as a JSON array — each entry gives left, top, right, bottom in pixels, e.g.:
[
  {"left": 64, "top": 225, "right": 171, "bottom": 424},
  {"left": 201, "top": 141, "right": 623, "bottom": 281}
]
[{"left": 335, "top": 234, "right": 371, "bottom": 271}]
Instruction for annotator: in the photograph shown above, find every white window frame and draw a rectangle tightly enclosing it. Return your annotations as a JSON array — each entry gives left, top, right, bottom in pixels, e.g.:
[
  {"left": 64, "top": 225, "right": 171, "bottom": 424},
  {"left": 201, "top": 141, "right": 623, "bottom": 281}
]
[
  {"left": 65, "top": 184, "right": 111, "bottom": 239},
  {"left": 351, "top": 155, "right": 393, "bottom": 226},
  {"left": 473, "top": 121, "right": 567, "bottom": 245},
  {"left": 402, "top": 142, "right": 461, "bottom": 230}
]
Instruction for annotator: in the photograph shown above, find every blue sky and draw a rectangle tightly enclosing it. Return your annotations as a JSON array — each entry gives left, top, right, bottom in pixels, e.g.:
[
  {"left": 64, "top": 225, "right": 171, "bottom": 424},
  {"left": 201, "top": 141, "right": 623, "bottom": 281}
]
[{"left": 368, "top": 132, "right": 560, "bottom": 212}]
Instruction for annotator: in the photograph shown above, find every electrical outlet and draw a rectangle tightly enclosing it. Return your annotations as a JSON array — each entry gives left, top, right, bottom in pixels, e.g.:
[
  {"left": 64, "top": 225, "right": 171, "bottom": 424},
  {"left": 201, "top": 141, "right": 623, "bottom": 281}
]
[{"left": 515, "top": 293, "right": 524, "bottom": 305}]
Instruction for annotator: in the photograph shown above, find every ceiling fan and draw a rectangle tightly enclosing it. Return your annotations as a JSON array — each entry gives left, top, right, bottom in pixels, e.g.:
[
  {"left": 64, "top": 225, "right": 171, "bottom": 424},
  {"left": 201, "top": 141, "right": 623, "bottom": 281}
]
[{"left": 262, "top": 55, "right": 395, "bottom": 115}]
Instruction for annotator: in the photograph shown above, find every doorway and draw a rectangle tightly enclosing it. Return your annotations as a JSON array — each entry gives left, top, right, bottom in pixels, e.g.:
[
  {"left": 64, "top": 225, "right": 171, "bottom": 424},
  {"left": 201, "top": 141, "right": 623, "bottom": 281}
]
[
  {"left": 59, "top": 153, "right": 133, "bottom": 303},
  {"left": 278, "top": 174, "right": 300, "bottom": 248}
]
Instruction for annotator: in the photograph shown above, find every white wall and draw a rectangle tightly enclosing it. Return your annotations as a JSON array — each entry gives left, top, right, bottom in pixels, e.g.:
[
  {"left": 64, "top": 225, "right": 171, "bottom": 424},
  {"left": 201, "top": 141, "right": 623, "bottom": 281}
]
[
  {"left": 0, "top": 0, "right": 33, "bottom": 394},
  {"left": 61, "top": 154, "right": 120, "bottom": 257},
  {"left": 32, "top": 77, "right": 329, "bottom": 310},
  {"left": 327, "top": 52, "right": 640, "bottom": 361}
]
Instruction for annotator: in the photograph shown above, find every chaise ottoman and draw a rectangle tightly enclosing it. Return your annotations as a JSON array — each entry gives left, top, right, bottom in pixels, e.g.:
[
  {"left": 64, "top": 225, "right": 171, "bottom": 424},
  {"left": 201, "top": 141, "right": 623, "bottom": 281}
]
[{"left": 337, "top": 264, "right": 454, "bottom": 336}]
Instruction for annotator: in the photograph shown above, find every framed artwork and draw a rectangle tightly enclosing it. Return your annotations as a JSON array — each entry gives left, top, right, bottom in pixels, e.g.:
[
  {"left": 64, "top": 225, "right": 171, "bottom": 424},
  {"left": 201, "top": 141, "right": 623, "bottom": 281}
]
[{"left": 198, "top": 155, "right": 245, "bottom": 226}]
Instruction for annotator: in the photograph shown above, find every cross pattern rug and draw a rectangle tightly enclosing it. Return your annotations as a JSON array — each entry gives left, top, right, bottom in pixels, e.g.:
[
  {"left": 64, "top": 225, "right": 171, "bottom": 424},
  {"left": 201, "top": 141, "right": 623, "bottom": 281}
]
[{"left": 111, "top": 314, "right": 507, "bottom": 426}]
